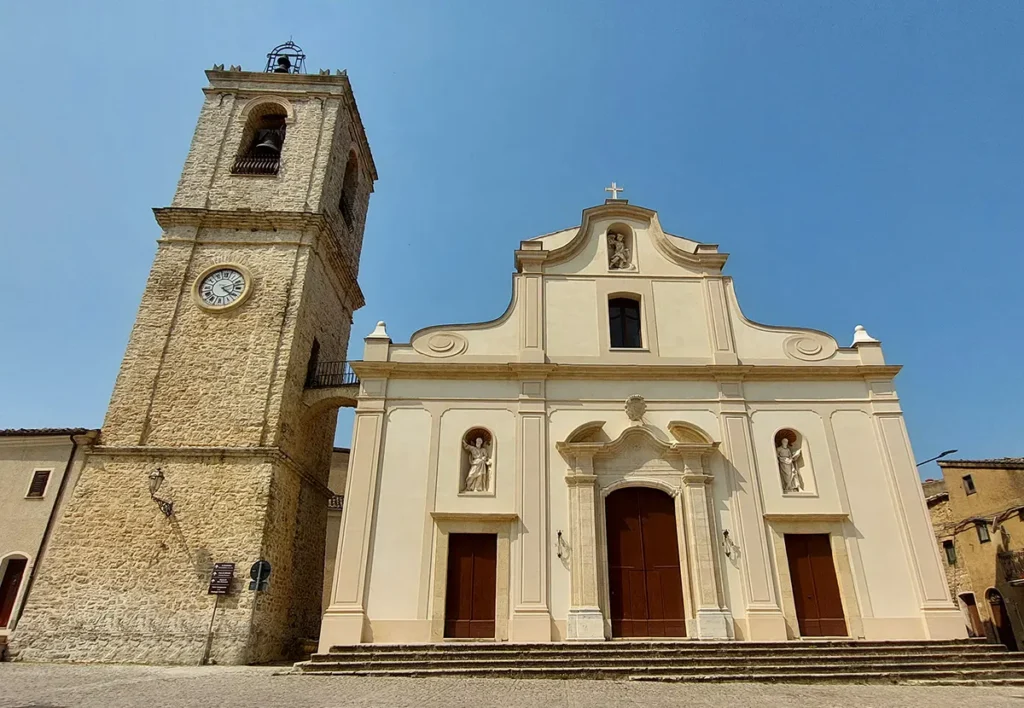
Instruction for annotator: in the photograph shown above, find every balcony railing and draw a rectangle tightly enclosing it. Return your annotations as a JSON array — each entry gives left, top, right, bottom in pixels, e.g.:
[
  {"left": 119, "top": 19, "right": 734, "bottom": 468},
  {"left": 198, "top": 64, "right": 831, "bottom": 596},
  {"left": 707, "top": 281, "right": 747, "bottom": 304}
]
[
  {"left": 328, "top": 495, "right": 344, "bottom": 512},
  {"left": 306, "top": 360, "right": 358, "bottom": 389},
  {"left": 231, "top": 154, "right": 280, "bottom": 175},
  {"left": 999, "top": 550, "right": 1024, "bottom": 585}
]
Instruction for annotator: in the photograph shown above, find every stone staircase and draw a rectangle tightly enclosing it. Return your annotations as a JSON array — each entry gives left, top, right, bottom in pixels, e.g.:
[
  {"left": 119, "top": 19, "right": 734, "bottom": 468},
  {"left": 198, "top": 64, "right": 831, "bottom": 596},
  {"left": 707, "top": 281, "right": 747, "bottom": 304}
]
[{"left": 295, "top": 639, "right": 1024, "bottom": 684}]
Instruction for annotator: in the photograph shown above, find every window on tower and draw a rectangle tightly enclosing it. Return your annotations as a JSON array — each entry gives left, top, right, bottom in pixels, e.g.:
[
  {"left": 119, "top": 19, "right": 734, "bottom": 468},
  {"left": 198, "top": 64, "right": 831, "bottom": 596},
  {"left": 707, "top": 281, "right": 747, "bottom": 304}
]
[
  {"left": 232, "top": 106, "right": 287, "bottom": 175},
  {"left": 339, "top": 151, "right": 359, "bottom": 227}
]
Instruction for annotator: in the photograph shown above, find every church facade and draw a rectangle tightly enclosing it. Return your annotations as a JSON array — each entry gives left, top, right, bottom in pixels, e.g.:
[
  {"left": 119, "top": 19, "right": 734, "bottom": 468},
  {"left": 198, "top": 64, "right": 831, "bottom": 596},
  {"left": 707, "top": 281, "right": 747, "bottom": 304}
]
[
  {"left": 319, "top": 201, "right": 966, "bottom": 648},
  {"left": 6, "top": 49, "right": 967, "bottom": 665}
]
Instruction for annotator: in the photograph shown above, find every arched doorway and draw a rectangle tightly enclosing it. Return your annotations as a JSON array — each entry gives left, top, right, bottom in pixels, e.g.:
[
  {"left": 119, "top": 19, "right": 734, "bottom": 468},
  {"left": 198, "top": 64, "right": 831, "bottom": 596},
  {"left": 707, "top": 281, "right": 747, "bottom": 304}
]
[
  {"left": 605, "top": 487, "right": 685, "bottom": 637},
  {"left": 0, "top": 555, "right": 28, "bottom": 628},
  {"left": 958, "top": 592, "right": 984, "bottom": 638},
  {"left": 987, "top": 589, "right": 1018, "bottom": 651}
]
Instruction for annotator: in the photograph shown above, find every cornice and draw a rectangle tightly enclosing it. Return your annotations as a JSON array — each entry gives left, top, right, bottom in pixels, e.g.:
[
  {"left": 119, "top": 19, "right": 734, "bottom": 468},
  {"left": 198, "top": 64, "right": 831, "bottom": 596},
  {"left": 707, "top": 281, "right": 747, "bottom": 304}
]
[
  {"left": 350, "top": 361, "right": 901, "bottom": 382},
  {"left": 153, "top": 207, "right": 364, "bottom": 310},
  {"left": 557, "top": 424, "right": 718, "bottom": 459},
  {"left": 763, "top": 513, "right": 850, "bottom": 523},
  {"left": 938, "top": 459, "right": 1024, "bottom": 470},
  {"left": 430, "top": 511, "right": 519, "bottom": 523}
]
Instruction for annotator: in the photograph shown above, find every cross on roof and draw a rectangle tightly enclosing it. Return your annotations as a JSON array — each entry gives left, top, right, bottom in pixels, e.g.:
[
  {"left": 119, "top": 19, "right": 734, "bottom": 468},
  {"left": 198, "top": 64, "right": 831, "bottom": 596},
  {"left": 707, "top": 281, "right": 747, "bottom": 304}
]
[{"left": 604, "top": 182, "right": 624, "bottom": 200}]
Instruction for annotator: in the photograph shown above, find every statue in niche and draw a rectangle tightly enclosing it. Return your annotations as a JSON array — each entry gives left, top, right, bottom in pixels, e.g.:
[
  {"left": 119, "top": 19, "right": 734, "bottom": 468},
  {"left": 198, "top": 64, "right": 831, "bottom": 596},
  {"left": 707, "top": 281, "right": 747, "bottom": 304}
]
[
  {"left": 776, "top": 431, "right": 804, "bottom": 492},
  {"left": 608, "top": 232, "right": 633, "bottom": 270},
  {"left": 462, "top": 430, "right": 493, "bottom": 493}
]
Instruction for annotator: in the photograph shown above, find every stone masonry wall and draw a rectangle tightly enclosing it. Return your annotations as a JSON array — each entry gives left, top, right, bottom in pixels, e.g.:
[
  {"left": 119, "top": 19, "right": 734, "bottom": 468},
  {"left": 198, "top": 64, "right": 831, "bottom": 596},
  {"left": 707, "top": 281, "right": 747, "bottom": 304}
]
[{"left": 15, "top": 456, "right": 275, "bottom": 664}]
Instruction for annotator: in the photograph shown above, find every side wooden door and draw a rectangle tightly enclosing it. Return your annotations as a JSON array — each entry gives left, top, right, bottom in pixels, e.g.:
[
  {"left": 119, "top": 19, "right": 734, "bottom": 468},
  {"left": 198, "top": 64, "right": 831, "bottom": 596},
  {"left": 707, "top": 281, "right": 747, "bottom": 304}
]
[
  {"left": 444, "top": 534, "right": 497, "bottom": 639},
  {"left": 785, "top": 533, "right": 847, "bottom": 637}
]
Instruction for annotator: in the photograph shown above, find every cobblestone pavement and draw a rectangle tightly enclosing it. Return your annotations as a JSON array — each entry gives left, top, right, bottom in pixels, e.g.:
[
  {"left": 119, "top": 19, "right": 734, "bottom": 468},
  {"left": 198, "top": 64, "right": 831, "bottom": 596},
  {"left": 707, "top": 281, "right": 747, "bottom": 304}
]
[{"left": 1, "top": 664, "right": 1023, "bottom": 708}]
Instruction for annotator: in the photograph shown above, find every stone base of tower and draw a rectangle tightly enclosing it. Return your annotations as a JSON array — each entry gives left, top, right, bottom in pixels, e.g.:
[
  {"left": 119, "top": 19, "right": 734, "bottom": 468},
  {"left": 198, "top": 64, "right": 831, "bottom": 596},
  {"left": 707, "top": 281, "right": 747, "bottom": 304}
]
[{"left": 12, "top": 448, "right": 329, "bottom": 665}]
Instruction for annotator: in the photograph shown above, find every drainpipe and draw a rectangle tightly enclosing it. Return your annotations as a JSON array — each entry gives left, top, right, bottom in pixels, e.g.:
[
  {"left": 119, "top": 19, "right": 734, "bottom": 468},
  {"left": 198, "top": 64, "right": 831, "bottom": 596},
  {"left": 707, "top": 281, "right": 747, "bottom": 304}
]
[{"left": 13, "top": 429, "right": 98, "bottom": 629}]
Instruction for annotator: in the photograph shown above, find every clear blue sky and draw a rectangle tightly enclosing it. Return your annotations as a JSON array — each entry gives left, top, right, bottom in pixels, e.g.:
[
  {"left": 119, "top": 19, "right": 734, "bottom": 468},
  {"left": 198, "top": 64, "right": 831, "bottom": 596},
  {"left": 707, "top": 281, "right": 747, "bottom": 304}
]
[{"left": 1, "top": 2, "right": 1021, "bottom": 479}]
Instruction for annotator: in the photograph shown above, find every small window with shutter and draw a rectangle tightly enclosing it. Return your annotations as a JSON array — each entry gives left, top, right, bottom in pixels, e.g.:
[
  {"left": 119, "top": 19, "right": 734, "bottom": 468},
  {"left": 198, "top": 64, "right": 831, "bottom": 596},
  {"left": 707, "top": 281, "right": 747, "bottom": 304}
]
[{"left": 26, "top": 470, "right": 51, "bottom": 498}]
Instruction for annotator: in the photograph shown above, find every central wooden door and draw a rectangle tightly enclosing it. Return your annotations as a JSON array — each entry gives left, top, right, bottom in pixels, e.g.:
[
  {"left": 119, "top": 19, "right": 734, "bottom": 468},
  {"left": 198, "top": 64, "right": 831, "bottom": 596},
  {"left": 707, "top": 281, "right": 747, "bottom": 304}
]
[
  {"left": 785, "top": 534, "right": 847, "bottom": 637},
  {"left": 606, "top": 487, "right": 686, "bottom": 637},
  {"left": 444, "top": 533, "right": 497, "bottom": 639},
  {"left": 0, "top": 557, "right": 27, "bottom": 628}
]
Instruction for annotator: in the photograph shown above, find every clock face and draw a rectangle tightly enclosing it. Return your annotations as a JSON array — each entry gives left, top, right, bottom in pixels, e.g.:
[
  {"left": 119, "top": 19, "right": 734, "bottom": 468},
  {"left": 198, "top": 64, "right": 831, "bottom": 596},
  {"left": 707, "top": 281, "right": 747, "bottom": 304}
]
[{"left": 198, "top": 268, "right": 247, "bottom": 309}]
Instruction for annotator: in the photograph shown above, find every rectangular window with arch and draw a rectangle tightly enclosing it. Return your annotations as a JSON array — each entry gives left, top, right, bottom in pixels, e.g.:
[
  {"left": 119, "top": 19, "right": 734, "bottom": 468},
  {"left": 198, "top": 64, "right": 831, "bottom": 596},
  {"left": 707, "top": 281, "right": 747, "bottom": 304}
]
[
  {"left": 963, "top": 475, "right": 976, "bottom": 495},
  {"left": 942, "top": 539, "right": 956, "bottom": 565},
  {"left": 26, "top": 469, "right": 51, "bottom": 498},
  {"left": 976, "top": 522, "right": 991, "bottom": 544},
  {"left": 608, "top": 295, "right": 643, "bottom": 349}
]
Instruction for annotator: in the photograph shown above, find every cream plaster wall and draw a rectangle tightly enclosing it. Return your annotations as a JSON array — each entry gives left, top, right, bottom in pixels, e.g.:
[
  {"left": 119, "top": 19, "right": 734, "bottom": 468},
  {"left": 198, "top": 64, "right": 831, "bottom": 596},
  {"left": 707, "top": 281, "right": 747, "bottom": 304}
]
[
  {"left": 365, "top": 409, "right": 432, "bottom": 621},
  {"left": 545, "top": 278, "right": 600, "bottom": 358},
  {"left": 652, "top": 280, "right": 713, "bottom": 359},
  {"left": 831, "top": 410, "right": 918, "bottom": 618}
]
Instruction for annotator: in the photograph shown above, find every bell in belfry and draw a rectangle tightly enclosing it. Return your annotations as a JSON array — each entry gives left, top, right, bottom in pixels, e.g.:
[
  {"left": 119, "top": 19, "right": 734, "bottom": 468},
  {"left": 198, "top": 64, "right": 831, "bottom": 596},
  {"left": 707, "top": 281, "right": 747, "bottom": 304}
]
[
  {"left": 253, "top": 129, "right": 282, "bottom": 154},
  {"left": 273, "top": 55, "right": 292, "bottom": 73}
]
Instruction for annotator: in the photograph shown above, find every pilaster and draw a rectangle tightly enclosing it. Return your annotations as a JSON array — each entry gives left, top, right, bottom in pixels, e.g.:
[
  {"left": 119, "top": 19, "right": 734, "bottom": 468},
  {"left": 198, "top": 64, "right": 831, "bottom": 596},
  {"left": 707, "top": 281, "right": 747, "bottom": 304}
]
[
  {"left": 717, "top": 378, "right": 787, "bottom": 640},
  {"left": 681, "top": 453, "right": 733, "bottom": 639},
  {"left": 319, "top": 375, "right": 387, "bottom": 650},
  {"left": 565, "top": 453, "right": 603, "bottom": 640},
  {"left": 511, "top": 376, "right": 552, "bottom": 641}
]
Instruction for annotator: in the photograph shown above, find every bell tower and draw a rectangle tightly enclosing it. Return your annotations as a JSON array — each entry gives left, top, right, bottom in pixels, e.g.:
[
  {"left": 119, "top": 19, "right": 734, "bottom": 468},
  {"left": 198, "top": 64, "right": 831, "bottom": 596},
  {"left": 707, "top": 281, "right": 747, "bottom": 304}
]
[{"left": 14, "top": 43, "right": 376, "bottom": 664}]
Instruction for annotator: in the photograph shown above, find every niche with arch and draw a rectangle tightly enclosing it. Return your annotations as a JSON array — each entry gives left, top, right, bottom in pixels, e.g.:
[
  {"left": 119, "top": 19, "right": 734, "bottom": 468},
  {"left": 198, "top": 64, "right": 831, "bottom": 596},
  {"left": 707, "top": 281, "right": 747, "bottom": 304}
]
[
  {"left": 460, "top": 427, "right": 495, "bottom": 495},
  {"left": 774, "top": 428, "right": 816, "bottom": 495},
  {"left": 606, "top": 224, "right": 636, "bottom": 271},
  {"left": 231, "top": 102, "right": 288, "bottom": 175}
]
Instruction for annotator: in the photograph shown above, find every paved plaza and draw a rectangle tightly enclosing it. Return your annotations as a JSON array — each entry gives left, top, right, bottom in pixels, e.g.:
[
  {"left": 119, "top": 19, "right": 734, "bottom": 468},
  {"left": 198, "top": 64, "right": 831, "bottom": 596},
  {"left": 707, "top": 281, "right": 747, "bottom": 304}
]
[{"left": 1, "top": 663, "right": 1023, "bottom": 708}]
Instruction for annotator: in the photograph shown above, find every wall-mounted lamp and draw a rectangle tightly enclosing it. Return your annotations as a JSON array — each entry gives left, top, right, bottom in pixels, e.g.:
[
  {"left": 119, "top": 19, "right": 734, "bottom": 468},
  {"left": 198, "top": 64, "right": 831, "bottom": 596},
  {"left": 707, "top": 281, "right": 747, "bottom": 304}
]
[
  {"left": 722, "top": 530, "right": 739, "bottom": 558},
  {"left": 148, "top": 468, "right": 174, "bottom": 517}
]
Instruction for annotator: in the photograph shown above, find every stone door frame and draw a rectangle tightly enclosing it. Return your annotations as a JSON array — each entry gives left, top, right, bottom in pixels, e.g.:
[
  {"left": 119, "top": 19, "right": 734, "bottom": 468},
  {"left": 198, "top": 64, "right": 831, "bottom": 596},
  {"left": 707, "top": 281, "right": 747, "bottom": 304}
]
[
  {"left": 558, "top": 421, "right": 733, "bottom": 640},
  {"left": 764, "top": 514, "right": 863, "bottom": 639},
  {"left": 428, "top": 512, "right": 517, "bottom": 642}
]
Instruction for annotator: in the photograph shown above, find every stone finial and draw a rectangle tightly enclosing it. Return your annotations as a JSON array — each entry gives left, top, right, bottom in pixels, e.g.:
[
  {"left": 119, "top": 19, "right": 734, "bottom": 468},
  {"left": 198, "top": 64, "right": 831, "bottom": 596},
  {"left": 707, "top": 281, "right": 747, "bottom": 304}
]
[
  {"left": 852, "top": 325, "right": 879, "bottom": 345},
  {"left": 625, "top": 395, "right": 647, "bottom": 424},
  {"left": 367, "top": 321, "right": 390, "bottom": 339},
  {"left": 212, "top": 64, "right": 225, "bottom": 71},
  {"left": 229, "top": 65, "right": 242, "bottom": 72}
]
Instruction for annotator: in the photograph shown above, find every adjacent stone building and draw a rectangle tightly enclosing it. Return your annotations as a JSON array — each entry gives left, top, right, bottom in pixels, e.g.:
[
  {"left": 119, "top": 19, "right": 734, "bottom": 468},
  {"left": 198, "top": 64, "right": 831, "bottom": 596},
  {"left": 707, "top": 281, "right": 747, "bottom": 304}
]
[{"left": 926, "top": 458, "right": 1024, "bottom": 649}]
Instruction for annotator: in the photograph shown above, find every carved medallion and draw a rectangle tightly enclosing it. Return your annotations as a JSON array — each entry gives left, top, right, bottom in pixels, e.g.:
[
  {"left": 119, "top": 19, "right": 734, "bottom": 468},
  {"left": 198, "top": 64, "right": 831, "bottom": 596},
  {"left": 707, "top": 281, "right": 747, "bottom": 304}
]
[
  {"left": 625, "top": 394, "right": 647, "bottom": 423},
  {"left": 783, "top": 334, "right": 837, "bottom": 362},
  {"left": 412, "top": 331, "right": 469, "bottom": 358}
]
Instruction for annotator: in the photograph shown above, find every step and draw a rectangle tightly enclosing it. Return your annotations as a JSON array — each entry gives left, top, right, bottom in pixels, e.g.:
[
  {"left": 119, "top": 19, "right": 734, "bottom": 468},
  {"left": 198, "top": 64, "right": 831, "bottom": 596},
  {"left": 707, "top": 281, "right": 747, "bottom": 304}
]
[
  {"left": 305, "top": 647, "right": 1007, "bottom": 663},
  {"left": 295, "top": 665, "right": 1024, "bottom": 683},
  {"left": 324, "top": 641, "right": 996, "bottom": 656},
  {"left": 301, "top": 656, "right": 1024, "bottom": 672}
]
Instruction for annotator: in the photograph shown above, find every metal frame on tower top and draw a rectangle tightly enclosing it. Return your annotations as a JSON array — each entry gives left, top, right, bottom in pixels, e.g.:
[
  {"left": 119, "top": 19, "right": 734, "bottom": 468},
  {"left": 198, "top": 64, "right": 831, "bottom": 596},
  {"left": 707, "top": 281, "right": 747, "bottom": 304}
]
[{"left": 265, "top": 41, "right": 306, "bottom": 75}]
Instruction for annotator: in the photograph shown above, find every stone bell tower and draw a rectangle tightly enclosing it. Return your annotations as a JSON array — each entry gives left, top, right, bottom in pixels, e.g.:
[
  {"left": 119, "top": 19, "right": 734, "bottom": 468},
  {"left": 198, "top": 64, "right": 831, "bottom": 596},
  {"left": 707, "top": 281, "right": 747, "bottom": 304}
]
[{"left": 14, "top": 42, "right": 376, "bottom": 664}]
